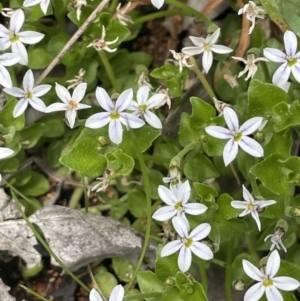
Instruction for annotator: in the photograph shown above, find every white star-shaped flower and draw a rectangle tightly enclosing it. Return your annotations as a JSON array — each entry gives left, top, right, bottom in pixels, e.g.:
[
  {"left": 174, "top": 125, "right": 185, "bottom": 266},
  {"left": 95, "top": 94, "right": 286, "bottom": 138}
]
[
  {"left": 0, "top": 147, "right": 14, "bottom": 182},
  {"left": 90, "top": 285, "right": 124, "bottom": 301},
  {"left": 23, "top": 0, "right": 51, "bottom": 15},
  {"left": 182, "top": 28, "right": 233, "bottom": 73},
  {"left": 128, "top": 86, "right": 164, "bottom": 129},
  {"left": 152, "top": 180, "right": 207, "bottom": 223},
  {"left": 116, "top": 2, "right": 133, "bottom": 26},
  {"left": 85, "top": 87, "right": 145, "bottom": 144},
  {"left": 264, "top": 30, "right": 300, "bottom": 86},
  {"left": 0, "top": 53, "right": 20, "bottom": 88},
  {"left": 232, "top": 54, "right": 269, "bottom": 81},
  {"left": 169, "top": 50, "right": 193, "bottom": 73},
  {"left": 151, "top": 0, "right": 164, "bottom": 9},
  {"left": 238, "top": 1, "right": 267, "bottom": 34},
  {"left": 45, "top": 83, "right": 91, "bottom": 128},
  {"left": 264, "top": 227, "right": 287, "bottom": 252},
  {"left": 231, "top": 185, "right": 276, "bottom": 231},
  {"left": 242, "top": 250, "right": 300, "bottom": 301},
  {"left": 0, "top": 9, "right": 44, "bottom": 65},
  {"left": 3, "top": 69, "right": 51, "bottom": 118},
  {"left": 87, "top": 26, "right": 119, "bottom": 53},
  {"left": 161, "top": 217, "right": 213, "bottom": 273},
  {"left": 205, "top": 106, "right": 264, "bottom": 166}
]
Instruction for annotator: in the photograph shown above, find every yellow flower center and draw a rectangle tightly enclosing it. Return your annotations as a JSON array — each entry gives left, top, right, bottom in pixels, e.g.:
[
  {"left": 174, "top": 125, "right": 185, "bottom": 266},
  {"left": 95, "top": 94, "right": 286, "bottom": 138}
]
[
  {"left": 110, "top": 108, "right": 120, "bottom": 120},
  {"left": 24, "top": 91, "right": 33, "bottom": 99},
  {"left": 232, "top": 131, "right": 243, "bottom": 142},
  {"left": 203, "top": 43, "right": 211, "bottom": 51},
  {"left": 138, "top": 104, "right": 147, "bottom": 114},
  {"left": 174, "top": 201, "right": 184, "bottom": 212},
  {"left": 181, "top": 237, "right": 193, "bottom": 248},
  {"left": 286, "top": 55, "right": 298, "bottom": 67},
  {"left": 9, "top": 31, "right": 19, "bottom": 42},
  {"left": 246, "top": 201, "right": 256, "bottom": 211},
  {"left": 68, "top": 100, "right": 78, "bottom": 110},
  {"left": 262, "top": 275, "right": 273, "bottom": 287}
]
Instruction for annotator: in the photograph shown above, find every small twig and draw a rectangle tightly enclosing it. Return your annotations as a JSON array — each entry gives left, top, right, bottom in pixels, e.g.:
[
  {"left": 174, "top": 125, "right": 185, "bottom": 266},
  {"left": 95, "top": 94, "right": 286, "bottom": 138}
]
[
  {"left": 201, "top": 0, "right": 224, "bottom": 16},
  {"left": 35, "top": 0, "right": 110, "bottom": 86}
]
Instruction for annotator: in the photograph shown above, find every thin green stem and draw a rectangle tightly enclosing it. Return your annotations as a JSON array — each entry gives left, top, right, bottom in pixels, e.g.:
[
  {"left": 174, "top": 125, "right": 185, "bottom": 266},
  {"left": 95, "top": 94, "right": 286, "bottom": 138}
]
[
  {"left": 6, "top": 181, "right": 90, "bottom": 292},
  {"left": 68, "top": 186, "right": 84, "bottom": 209},
  {"left": 109, "top": 0, "right": 119, "bottom": 14},
  {"left": 170, "top": 142, "right": 196, "bottom": 167},
  {"left": 211, "top": 258, "right": 226, "bottom": 268},
  {"left": 143, "top": 154, "right": 170, "bottom": 163},
  {"left": 125, "top": 292, "right": 162, "bottom": 300},
  {"left": 125, "top": 133, "right": 152, "bottom": 293},
  {"left": 19, "top": 285, "right": 52, "bottom": 301},
  {"left": 245, "top": 235, "right": 259, "bottom": 262},
  {"left": 88, "top": 264, "right": 107, "bottom": 301},
  {"left": 82, "top": 176, "right": 89, "bottom": 212},
  {"left": 165, "top": 0, "right": 215, "bottom": 28},
  {"left": 134, "top": 10, "right": 191, "bottom": 24},
  {"left": 197, "top": 258, "right": 208, "bottom": 294},
  {"left": 189, "top": 57, "right": 216, "bottom": 102},
  {"left": 225, "top": 238, "right": 234, "bottom": 301},
  {"left": 98, "top": 51, "right": 121, "bottom": 93},
  {"left": 8, "top": 67, "right": 18, "bottom": 86}
]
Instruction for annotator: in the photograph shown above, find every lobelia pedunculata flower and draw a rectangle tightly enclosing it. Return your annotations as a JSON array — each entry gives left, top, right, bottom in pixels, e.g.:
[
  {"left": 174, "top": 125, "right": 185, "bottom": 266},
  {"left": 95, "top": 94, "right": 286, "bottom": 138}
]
[
  {"left": 151, "top": 0, "right": 164, "bottom": 9},
  {"left": 0, "top": 9, "right": 44, "bottom": 65},
  {"left": 264, "top": 227, "right": 287, "bottom": 252},
  {"left": 182, "top": 28, "right": 233, "bottom": 73},
  {"left": 3, "top": 69, "right": 51, "bottom": 118},
  {"left": 0, "top": 53, "right": 20, "bottom": 88},
  {"left": 85, "top": 87, "right": 145, "bottom": 144},
  {"left": 128, "top": 86, "right": 165, "bottom": 129},
  {"left": 0, "top": 147, "right": 14, "bottom": 182},
  {"left": 23, "top": 0, "right": 51, "bottom": 15},
  {"left": 90, "top": 285, "right": 124, "bottom": 301},
  {"left": 169, "top": 50, "right": 193, "bottom": 73},
  {"left": 45, "top": 83, "right": 91, "bottom": 129},
  {"left": 231, "top": 185, "right": 276, "bottom": 231},
  {"left": 264, "top": 30, "right": 300, "bottom": 86},
  {"left": 152, "top": 180, "right": 208, "bottom": 224},
  {"left": 205, "top": 106, "right": 264, "bottom": 166},
  {"left": 161, "top": 217, "right": 213, "bottom": 273},
  {"left": 242, "top": 250, "right": 300, "bottom": 301}
]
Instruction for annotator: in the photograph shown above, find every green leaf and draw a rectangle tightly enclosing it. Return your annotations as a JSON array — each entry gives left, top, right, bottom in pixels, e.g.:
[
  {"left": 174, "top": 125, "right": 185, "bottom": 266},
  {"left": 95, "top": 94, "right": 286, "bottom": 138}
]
[
  {"left": 128, "top": 189, "right": 147, "bottom": 218},
  {"left": 161, "top": 287, "right": 181, "bottom": 301},
  {"left": 184, "top": 153, "right": 220, "bottom": 182},
  {"left": 112, "top": 258, "right": 135, "bottom": 282},
  {"left": 94, "top": 272, "right": 118, "bottom": 298},
  {"left": 213, "top": 193, "right": 239, "bottom": 222},
  {"left": 0, "top": 99, "right": 25, "bottom": 131},
  {"left": 60, "top": 137, "right": 106, "bottom": 178},
  {"left": 28, "top": 47, "right": 54, "bottom": 69},
  {"left": 137, "top": 271, "right": 165, "bottom": 301},
  {"left": 19, "top": 123, "right": 45, "bottom": 149},
  {"left": 178, "top": 281, "right": 208, "bottom": 301},
  {"left": 250, "top": 155, "right": 300, "bottom": 194},
  {"left": 178, "top": 113, "right": 200, "bottom": 147},
  {"left": 193, "top": 182, "right": 219, "bottom": 206},
  {"left": 189, "top": 97, "right": 216, "bottom": 131},
  {"left": 248, "top": 79, "right": 289, "bottom": 119},
  {"left": 39, "top": 113, "right": 65, "bottom": 138},
  {"left": 273, "top": 100, "right": 300, "bottom": 132},
  {"left": 105, "top": 149, "right": 134, "bottom": 177},
  {"left": 282, "top": 1, "right": 300, "bottom": 38},
  {"left": 14, "top": 171, "right": 50, "bottom": 197}
]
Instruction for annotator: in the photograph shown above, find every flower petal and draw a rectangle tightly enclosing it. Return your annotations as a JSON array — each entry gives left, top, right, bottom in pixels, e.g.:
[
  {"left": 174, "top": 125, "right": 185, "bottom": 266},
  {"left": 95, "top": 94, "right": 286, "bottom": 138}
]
[
  {"left": 273, "top": 276, "right": 300, "bottom": 291},
  {"left": 85, "top": 112, "right": 111, "bottom": 128},
  {"left": 144, "top": 110, "right": 162, "bottom": 129},
  {"left": 32, "top": 84, "right": 51, "bottom": 97},
  {"left": 152, "top": 206, "right": 176, "bottom": 221},
  {"left": 242, "top": 185, "right": 254, "bottom": 202},
  {"left": 109, "top": 285, "right": 124, "bottom": 301},
  {"left": 239, "top": 117, "right": 263, "bottom": 135},
  {"left": 45, "top": 103, "right": 68, "bottom": 112},
  {"left": 255, "top": 200, "right": 276, "bottom": 208},
  {"left": 239, "top": 136, "right": 264, "bottom": 158},
  {"left": 190, "top": 242, "right": 213, "bottom": 260},
  {"left": 208, "top": 28, "right": 220, "bottom": 44},
  {"left": 263, "top": 48, "right": 286, "bottom": 63},
  {"left": 77, "top": 103, "right": 91, "bottom": 110},
  {"left": 181, "top": 46, "right": 204, "bottom": 56},
  {"left": 137, "top": 86, "right": 150, "bottom": 104},
  {"left": 205, "top": 126, "right": 232, "bottom": 139},
  {"left": 40, "top": 0, "right": 51, "bottom": 14},
  {"left": 23, "top": 0, "right": 43, "bottom": 7},
  {"left": 172, "top": 216, "right": 189, "bottom": 238},
  {"left": 116, "top": 88, "right": 133, "bottom": 112},
  {"left": 224, "top": 107, "right": 239, "bottom": 131},
  {"left": 29, "top": 97, "right": 46, "bottom": 112},
  {"left": 244, "top": 283, "right": 265, "bottom": 301},
  {"left": 4, "top": 87, "right": 25, "bottom": 97},
  {"left": 251, "top": 210, "right": 261, "bottom": 231},
  {"left": 265, "top": 286, "right": 283, "bottom": 301},
  {"left": 161, "top": 240, "right": 182, "bottom": 257},
  {"left": 0, "top": 53, "right": 21, "bottom": 66},
  {"left": 223, "top": 139, "right": 238, "bottom": 166},
  {"left": 0, "top": 147, "right": 14, "bottom": 159},
  {"left": 272, "top": 63, "right": 291, "bottom": 86},
  {"left": 184, "top": 203, "right": 208, "bottom": 215},
  {"left": 189, "top": 36, "right": 205, "bottom": 47},
  {"left": 151, "top": 0, "right": 164, "bottom": 9},
  {"left": 0, "top": 65, "right": 12, "bottom": 88},
  {"left": 0, "top": 25, "right": 10, "bottom": 37},
  {"left": 13, "top": 98, "right": 28, "bottom": 117},
  {"left": 11, "top": 41, "right": 28, "bottom": 65},
  {"left": 178, "top": 247, "right": 192, "bottom": 272},
  {"left": 55, "top": 83, "right": 71, "bottom": 104},
  {"left": 10, "top": 9, "right": 24, "bottom": 33},
  {"left": 89, "top": 288, "right": 103, "bottom": 301},
  {"left": 177, "top": 180, "right": 190, "bottom": 204},
  {"left": 66, "top": 109, "right": 77, "bottom": 128},
  {"left": 18, "top": 31, "right": 44, "bottom": 44},
  {"left": 242, "top": 259, "right": 264, "bottom": 281},
  {"left": 189, "top": 223, "right": 211, "bottom": 241},
  {"left": 231, "top": 200, "right": 247, "bottom": 209},
  {"left": 266, "top": 250, "right": 280, "bottom": 278},
  {"left": 23, "top": 69, "right": 34, "bottom": 91},
  {"left": 109, "top": 120, "right": 123, "bottom": 144},
  {"left": 158, "top": 185, "right": 177, "bottom": 205},
  {"left": 147, "top": 93, "right": 166, "bottom": 109},
  {"left": 0, "top": 38, "right": 11, "bottom": 51},
  {"left": 291, "top": 63, "right": 300, "bottom": 84},
  {"left": 95, "top": 87, "right": 114, "bottom": 112},
  {"left": 72, "top": 82, "right": 87, "bottom": 103},
  {"left": 119, "top": 112, "right": 145, "bottom": 129},
  {"left": 284, "top": 30, "right": 297, "bottom": 57},
  {"left": 202, "top": 50, "right": 213, "bottom": 73},
  {"left": 210, "top": 44, "right": 232, "bottom": 54}
]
